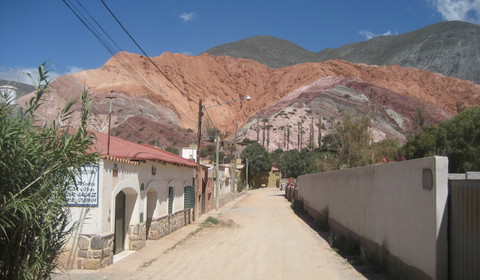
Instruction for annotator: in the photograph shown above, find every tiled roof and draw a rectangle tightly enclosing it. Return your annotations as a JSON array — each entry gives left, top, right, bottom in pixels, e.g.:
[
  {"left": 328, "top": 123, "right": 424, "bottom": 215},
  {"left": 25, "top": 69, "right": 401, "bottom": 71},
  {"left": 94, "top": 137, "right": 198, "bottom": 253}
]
[{"left": 91, "top": 131, "right": 199, "bottom": 167}]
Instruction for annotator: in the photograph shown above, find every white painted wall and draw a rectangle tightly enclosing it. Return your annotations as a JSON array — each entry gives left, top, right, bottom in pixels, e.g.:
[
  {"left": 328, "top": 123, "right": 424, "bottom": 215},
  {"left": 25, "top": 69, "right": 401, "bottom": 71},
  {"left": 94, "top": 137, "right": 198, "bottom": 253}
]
[
  {"left": 69, "top": 159, "right": 195, "bottom": 237},
  {"left": 297, "top": 157, "right": 448, "bottom": 280}
]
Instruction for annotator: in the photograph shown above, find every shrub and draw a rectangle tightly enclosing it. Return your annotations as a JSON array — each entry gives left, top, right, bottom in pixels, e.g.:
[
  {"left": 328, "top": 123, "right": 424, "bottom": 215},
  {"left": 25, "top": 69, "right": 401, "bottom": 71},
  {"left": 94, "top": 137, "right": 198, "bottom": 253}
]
[
  {"left": 0, "top": 65, "right": 98, "bottom": 279},
  {"left": 291, "top": 199, "right": 304, "bottom": 211}
]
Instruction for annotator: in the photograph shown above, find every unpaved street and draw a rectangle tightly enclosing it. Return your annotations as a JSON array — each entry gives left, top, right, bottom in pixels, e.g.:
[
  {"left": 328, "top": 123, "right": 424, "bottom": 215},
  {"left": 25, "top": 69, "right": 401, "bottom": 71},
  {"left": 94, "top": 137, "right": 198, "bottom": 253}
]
[{"left": 57, "top": 188, "right": 370, "bottom": 280}]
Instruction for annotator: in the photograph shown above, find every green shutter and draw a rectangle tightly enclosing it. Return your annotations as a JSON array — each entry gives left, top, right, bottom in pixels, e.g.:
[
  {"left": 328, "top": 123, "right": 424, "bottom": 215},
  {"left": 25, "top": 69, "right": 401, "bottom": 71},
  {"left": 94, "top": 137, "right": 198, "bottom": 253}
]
[
  {"left": 184, "top": 186, "right": 195, "bottom": 209},
  {"left": 168, "top": 187, "right": 174, "bottom": 214}
]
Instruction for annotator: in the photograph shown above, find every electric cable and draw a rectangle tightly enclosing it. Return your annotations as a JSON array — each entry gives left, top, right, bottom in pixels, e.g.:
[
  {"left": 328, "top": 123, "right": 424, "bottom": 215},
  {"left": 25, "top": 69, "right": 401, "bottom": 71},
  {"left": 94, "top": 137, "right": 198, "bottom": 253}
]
[{"left": 62, "top": 0, "right": 197, "bottom": 124}]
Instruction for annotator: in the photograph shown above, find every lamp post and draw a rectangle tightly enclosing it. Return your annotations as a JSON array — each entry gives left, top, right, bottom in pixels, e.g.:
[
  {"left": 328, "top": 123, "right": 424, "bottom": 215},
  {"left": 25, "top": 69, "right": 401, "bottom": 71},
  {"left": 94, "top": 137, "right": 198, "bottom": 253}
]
[
  {"left": 196, "top": 95, "right": 251, "bottom": 214},
  {"left": 245, "top": 155, "right": 263, "bottom": 195}
]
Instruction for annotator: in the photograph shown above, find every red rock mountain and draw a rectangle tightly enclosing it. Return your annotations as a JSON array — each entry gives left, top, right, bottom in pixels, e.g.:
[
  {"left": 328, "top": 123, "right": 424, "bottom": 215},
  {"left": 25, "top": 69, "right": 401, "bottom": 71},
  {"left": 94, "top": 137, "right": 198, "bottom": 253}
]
[{"left": 19, "top": 52, "right": 480, "bottom": 149}]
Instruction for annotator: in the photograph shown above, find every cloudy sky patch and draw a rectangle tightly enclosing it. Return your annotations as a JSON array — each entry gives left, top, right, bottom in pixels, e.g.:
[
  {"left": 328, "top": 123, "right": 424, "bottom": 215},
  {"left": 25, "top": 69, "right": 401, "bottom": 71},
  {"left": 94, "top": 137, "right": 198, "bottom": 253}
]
[
  {"left": 179, "top": 12, "right": 196, "bottom": 23},
  {"left": 359, "top": 30, "right": 398, "bottom": 40},
  {"left": 429, "top": 0, "right": 480, "bottom": 23},
  {"left": 0, "top": 66, "right": 84, "bottom": 85}
]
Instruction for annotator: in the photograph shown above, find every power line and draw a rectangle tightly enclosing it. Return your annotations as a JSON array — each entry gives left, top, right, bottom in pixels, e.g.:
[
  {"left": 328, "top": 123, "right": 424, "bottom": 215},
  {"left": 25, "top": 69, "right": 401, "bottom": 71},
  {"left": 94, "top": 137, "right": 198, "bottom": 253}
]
[
  {"left": 61, "top": 0, "right": 198, "bottom": 124},
  {"left": 99, "top": 0, "right": 196, "bottom": 103}
]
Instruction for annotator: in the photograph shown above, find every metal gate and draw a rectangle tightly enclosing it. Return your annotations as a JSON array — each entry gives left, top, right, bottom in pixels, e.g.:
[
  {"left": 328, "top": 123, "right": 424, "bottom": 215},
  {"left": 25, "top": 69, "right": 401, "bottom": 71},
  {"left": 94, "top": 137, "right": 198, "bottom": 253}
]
[{"left": 449, "top": 177, "right": 480, "bottom": 280}]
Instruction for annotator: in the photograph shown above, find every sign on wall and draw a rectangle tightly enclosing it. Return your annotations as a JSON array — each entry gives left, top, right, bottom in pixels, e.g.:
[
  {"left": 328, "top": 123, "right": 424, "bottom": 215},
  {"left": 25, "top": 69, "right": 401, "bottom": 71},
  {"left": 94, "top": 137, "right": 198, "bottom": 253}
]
[{"left": 66, "top": 165, "right": 100, "bottom": 207}]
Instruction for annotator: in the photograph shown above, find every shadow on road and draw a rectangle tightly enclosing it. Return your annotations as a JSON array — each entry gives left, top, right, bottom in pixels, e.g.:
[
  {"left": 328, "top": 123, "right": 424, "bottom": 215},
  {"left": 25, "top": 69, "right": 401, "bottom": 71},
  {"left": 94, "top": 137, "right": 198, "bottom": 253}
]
[{"left": 291, "top": 202, "right": 390, "bottom": 280}]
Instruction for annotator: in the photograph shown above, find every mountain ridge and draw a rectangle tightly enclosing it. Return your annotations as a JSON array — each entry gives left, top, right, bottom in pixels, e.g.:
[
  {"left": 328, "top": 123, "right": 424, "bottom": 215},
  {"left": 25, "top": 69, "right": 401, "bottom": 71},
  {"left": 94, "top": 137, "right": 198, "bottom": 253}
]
[
  {"left": 203, "top": 21, "right": 480, "bottom": 84},
  {"left": 17, "top": 52, "right": 480, "bottom": 150}
]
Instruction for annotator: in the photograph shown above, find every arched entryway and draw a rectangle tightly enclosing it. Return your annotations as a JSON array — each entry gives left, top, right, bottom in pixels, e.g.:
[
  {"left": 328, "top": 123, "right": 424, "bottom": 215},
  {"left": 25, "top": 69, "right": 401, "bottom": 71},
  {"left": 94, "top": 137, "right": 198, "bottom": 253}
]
[
  {"left": 114, "top": 191, "right": 126, "bottom": 254},
  {"left": 113, "top": 186, "right": 138, "bottom": 254}
]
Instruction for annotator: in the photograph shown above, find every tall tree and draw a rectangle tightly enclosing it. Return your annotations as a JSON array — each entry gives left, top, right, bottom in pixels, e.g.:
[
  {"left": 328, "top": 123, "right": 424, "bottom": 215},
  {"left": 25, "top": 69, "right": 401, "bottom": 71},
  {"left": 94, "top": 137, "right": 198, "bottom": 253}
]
[
  {"left": 266, "top": 124, "right": 273, "bottom": 149},
  {"left": 261, "top": 118, "right": 268, "bottom": 147},
  {"left": 279, "top": 149, "right": 318, "bottom": 178},
  {"left": 286, "top": 126, "right": 290, "bottom": 150},
  {"left": 334, "top": 112, "right": 372, "bottom": 169},
  {"left": 240, "top": 143, "right": 272, "bottom": 185},
  {"left": 316, "top": 115, "right": 323, "bottom": 148}
]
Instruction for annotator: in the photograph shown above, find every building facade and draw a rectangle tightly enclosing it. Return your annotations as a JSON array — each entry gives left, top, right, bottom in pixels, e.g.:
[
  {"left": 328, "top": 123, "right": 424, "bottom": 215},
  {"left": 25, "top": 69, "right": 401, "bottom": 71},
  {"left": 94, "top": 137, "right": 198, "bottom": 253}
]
[{"left": 64, "top": 132, "right": 198, "bottom": 270}]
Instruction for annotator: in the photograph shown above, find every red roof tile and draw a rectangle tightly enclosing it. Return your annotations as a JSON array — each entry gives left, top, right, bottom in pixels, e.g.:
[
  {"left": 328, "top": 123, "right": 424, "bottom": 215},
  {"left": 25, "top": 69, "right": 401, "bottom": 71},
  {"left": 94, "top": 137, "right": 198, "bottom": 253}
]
[{"left": 91, "top": 131, "right": 198, "bottom": 167}]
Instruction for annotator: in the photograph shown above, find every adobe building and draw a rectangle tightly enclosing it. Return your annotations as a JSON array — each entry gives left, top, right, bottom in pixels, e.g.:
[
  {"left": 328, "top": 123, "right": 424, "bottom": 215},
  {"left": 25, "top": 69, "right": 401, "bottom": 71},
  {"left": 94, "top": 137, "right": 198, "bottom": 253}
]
[{"left": 64, "top": 132, "right": 198, "bottom": 270}]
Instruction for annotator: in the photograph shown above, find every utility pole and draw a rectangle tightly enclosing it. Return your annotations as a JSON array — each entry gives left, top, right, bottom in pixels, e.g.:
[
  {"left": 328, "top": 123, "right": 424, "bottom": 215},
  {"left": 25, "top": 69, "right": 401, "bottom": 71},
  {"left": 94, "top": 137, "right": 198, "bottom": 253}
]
[
  {"left": 197, "top": 99, "right": 203, "bottom": 162},
  {"left": 195, "top": 99, "right": 203, "bottom": 220},
  {"left": 245, "top": 158, "right": 249, "bottom": 195},
  {"left": 215, "top": 134, "right": 220, "bottom": 210},
  {"left": 106, "top": 91, "right": 117, "bottom": 155}
]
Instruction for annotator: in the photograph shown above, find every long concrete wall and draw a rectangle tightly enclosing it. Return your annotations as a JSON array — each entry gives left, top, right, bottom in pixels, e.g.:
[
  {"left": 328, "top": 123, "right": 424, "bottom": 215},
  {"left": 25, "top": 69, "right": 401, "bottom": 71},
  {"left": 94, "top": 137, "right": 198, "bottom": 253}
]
[{"left": 297, "top": 157, "right": 448, "bottom": 280}]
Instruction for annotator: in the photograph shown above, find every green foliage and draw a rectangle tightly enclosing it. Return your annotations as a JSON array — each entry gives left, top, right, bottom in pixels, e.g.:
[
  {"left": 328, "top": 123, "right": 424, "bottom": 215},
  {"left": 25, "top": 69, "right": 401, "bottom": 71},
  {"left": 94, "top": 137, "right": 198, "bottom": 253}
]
[
  {"left": 403, "top": 126, "right": 437, "bottom": 159},
  {"left": 403, "top": 106, "right": 480, "bottom": 173},
  {"left": 334, "top": 112, "right": 373, "bottom": 169},
  {"left": 199, "top": 148, "right": 209, "bottom": 158},
  {"left": 0, "top": 65, "right": 98, "bottom": 279},
  {"left": 436, "top": 106, "right": 480, "bottom": 172},
  {"left": 241, "top": 138, "right": 257, "bottom": 144},
  {"left": 371, "top": 139, "right": 400, "bottom": 162},
  {"left": 241, "top": 143, "right": 271, "bottom": 179},
  {"left": 202, "top": 216, "right": 220, "bottom": 226},
  {"left": 279, "top": 149, "right": 318, "bottom": 178},
  {"left": 291, "top": 199, "right": 304, "bottom": 211},
  {"left": 270, "top": 148, "right": 284, "bottom": 166},
  {"left": 165, "top": 146, "right": 179, "bottom": 155}
]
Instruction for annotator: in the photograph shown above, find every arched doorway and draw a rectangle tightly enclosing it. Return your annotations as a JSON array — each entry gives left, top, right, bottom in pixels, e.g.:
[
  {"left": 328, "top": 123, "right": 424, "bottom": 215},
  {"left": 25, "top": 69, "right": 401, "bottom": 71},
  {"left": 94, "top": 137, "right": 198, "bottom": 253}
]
[{"left": 114, "top": 191, "right": 126, "bottom": 254}]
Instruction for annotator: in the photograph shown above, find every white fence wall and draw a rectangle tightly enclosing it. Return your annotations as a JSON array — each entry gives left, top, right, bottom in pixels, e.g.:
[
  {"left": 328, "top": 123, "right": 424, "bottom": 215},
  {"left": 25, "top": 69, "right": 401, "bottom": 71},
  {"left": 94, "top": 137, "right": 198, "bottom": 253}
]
[{"left": 297, "top": 156, "right": 448, "bottom": 280}]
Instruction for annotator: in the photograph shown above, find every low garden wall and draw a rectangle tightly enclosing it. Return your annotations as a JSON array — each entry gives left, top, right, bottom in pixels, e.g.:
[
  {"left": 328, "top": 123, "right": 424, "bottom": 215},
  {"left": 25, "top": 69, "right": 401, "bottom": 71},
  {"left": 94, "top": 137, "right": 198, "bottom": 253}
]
[{"left": 297, "top": 157, "right": 448, "bottom": 280}]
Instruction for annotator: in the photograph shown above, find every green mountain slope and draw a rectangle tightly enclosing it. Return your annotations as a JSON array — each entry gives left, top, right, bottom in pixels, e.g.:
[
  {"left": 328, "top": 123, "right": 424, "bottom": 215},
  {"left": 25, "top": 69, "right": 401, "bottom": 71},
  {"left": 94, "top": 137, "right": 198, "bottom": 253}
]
[
  {"left": 203, "top": 21, "right": 480, "bottom": 84},
  {"left": 317, "top": 21, "right": 480, "bottom": 83},
  {"left": 203, "top": 35, "right": 319, "bottom": 68}
]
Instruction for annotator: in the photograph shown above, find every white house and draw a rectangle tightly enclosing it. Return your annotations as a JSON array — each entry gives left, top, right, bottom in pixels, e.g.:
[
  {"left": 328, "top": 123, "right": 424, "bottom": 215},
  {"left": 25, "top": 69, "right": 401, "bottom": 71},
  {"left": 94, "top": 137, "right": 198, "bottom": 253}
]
[{"left": 64, "top": 132, "right": 198, "bottom": 270}]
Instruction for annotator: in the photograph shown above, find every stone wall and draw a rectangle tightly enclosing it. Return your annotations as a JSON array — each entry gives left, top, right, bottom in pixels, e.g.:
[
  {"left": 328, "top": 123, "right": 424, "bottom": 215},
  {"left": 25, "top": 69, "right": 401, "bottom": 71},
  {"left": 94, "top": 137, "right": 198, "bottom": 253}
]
[
  {"left": 76, "top": 233, "right": 114, "bottom": 269},
  {"left": 147, "top": 209, "right": 193, "bottom": 240},
  {"left": 75, "top": 209, "right": 193, "bottom": 270},
  {"left": 128, "top": 222, "right": 147, "bottom": 251}
]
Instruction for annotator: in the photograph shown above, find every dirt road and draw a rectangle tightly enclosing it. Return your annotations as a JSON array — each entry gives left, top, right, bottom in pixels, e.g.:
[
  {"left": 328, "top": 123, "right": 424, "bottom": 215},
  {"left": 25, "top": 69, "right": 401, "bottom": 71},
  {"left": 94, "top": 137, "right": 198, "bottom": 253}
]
[{"left": 56, "top": 188, "right": 371, "bottom": 280}]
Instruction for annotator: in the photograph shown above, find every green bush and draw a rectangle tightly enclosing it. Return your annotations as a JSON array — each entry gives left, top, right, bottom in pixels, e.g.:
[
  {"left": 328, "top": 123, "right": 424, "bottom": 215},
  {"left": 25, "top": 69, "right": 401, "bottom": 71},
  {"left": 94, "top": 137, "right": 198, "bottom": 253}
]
[
  {"left": 0, "top": 65, "right": 98, "bottom": 279},
  {"left": 291, "top": 199, "right": 304, "bottom": 211}
]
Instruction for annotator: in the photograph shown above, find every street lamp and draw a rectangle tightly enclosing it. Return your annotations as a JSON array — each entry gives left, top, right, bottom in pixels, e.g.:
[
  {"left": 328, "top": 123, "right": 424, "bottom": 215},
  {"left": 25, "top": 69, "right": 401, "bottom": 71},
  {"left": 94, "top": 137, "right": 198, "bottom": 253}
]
[
  {"left": 195, "top": 95, "right": 251, "bottom": 213},
  {"left": 245, "top": 154, "right": 263, "bottom": 195}
]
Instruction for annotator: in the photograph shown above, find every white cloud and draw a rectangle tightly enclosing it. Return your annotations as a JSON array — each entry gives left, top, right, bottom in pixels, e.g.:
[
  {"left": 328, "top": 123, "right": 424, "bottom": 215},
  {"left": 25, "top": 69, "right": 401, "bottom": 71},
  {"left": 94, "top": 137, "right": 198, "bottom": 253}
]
[
  {"left": 429, "top": 0, "right": 480, "bottom": 23},
  {"left": 359, "top": 30, "right": 398, "bottom": 40},
  {"left": 181, "top": 51, "right": 194, "bottom": 56},
  {"left": 0, "top": 66, "right": 84, "bottom": 85},
  {"left": 65, "top": 66, "right": 85, "bottom": 74},
  {"left": 179, "top": 12, "right": 196, "bottom": 22}
]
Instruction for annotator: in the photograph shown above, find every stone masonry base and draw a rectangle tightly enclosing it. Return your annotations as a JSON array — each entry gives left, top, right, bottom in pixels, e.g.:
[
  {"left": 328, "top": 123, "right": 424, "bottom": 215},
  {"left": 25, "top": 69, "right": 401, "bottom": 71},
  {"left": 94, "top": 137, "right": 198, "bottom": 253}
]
[{"left": 76, "top": 209, "right": 193, "bottom": 270}]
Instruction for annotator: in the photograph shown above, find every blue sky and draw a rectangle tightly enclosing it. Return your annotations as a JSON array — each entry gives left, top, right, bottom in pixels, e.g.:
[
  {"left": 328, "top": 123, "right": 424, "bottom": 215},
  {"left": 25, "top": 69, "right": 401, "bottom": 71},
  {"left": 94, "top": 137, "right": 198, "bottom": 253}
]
[{"left": 1, "top": 0, "right": 479, "bottom": 84}]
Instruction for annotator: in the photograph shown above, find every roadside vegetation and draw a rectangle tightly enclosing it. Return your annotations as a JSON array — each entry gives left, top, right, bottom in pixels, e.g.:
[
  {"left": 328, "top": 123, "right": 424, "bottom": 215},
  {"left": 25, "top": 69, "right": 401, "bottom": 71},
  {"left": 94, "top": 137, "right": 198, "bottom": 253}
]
[
  {"left": 0, "top": 65, "right": 98, "bottom": 279},
  {"left": 240, "top": 106, "right": 480, "bottom": 180}
]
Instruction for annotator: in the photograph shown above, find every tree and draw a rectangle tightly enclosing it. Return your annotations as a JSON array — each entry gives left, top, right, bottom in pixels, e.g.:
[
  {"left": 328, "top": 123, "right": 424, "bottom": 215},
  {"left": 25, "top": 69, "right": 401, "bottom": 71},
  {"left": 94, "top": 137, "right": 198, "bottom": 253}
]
[
  {"left": 0, "top": 65, "right": 98, "bottom": 279},
  {"left": 240, "top": 143, "right": 271, "bottom": 183},
  {"left": 402, "top": 106, "right": 480, "bottom": 173},
  {"left": 279, "top": 149, "right": 318, "bottom": 178},
  {"left": 270, "top": 148, "right": 284, "bottom": 167},
  {"left": 436, "top": 106, "right": 480, "bottom": 172},
  {"left": 261, "top": 118, "right": 268, "bottom": 147},
  {"left": 402, "top": 126, "right": 437, "bottom": 160},
  {"left": 334, "top": 112, "right": 372, "bottom": 169}
]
